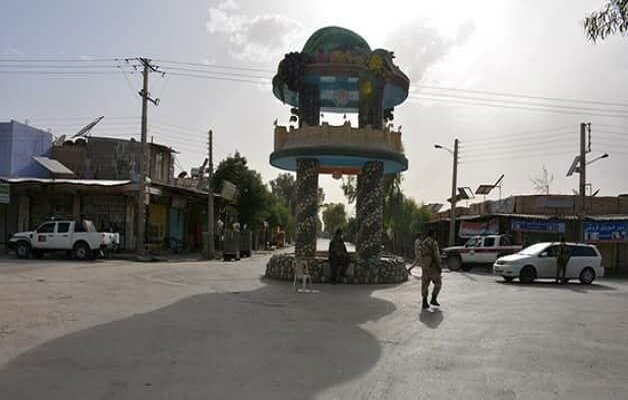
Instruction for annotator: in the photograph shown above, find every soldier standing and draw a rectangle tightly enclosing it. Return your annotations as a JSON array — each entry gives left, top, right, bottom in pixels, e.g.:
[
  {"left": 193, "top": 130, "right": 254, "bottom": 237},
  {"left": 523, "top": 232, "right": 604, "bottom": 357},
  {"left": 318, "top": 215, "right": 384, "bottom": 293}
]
[
  {"left": 421, "top": 229, "right": 442, "bottom": 309},
  {"left": 555, "top": 237, "right": 571, "bottom": 284}
]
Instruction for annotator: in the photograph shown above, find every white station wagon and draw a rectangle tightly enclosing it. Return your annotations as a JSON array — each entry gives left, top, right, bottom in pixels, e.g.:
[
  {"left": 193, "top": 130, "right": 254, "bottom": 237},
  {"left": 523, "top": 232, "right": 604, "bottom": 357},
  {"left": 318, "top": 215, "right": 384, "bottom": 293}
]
[{"left": 493, "top": 242, "right": 604, "bottom": 284}]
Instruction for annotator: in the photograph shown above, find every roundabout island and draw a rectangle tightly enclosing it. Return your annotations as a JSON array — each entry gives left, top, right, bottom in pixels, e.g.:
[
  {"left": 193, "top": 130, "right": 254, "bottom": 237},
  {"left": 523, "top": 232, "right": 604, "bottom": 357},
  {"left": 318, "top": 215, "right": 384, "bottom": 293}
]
[{"left": 265, "top": 26, "right": 410, "bottom": 284}]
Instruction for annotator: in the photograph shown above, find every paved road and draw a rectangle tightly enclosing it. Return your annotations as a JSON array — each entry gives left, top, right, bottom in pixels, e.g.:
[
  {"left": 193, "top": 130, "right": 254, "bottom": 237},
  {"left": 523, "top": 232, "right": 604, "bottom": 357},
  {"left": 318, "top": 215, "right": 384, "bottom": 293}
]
[{"left": 0, "top": 254, "right": 627, "bottom": 399}]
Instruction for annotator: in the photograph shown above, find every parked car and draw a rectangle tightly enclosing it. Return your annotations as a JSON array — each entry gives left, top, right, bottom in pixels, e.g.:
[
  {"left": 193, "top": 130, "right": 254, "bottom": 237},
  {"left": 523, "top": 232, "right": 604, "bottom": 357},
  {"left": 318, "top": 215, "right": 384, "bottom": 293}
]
[
  {"left": 443, "top": 234, "right": 522, "bottom": 271},
  {"left": 493, "top": 242, "right": 604, "bottom": 284},
  {"left": 8, "top": 219, "right": 118, "bottom": 260}
]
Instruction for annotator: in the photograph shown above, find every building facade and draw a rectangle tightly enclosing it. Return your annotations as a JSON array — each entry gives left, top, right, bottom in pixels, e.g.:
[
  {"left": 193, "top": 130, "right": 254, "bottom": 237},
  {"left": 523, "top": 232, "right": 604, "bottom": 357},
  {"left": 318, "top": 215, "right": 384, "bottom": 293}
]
[
  {"left": 0, "top": 120, "right": 53, "bottom": 178},
  {"left": 428, "top": 195, "right": 628, "bottom": 272}
]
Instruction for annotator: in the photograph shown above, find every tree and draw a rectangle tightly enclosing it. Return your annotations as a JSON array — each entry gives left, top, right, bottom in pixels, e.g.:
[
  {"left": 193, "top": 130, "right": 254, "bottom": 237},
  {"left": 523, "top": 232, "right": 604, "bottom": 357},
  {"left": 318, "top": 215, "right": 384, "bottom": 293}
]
[
  {"left": 584, "top": 0, "right": 628, "bottom": 42},
  {"left": 387, "top": 197, "right": 432, "bottom": 258},
  {"left": 529, "top": 165, "right": 554, "bottom": 195},
  {"left": 269, "top": 172, "right": 325, "bottom": 240},
  {"left": 321, "top": 203, "right": 348, "bottom": 235},
  {"left": 269, "top": 173, "right": 296, "bottom": 206},
  {"left": 212, "top": 151, "right": 272, "bottom": 228}
]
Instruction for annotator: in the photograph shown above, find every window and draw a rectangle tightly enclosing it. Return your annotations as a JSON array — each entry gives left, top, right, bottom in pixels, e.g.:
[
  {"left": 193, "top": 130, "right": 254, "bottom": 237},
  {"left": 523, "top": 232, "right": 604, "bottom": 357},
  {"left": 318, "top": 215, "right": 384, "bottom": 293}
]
[
  {"left": 154, "top": 151, "right": 164, "bottom": 181},
  {"left": 570, "top": 245, "right": 597, "bottom": 257},
  {"left": 500, "top": 236, "right": 511, "bottom": 246},
  {"left": 483, "top": 237, "right": 495, "bottom": 247},
  {"left": 545, "top": 245, "right": 558, "bottom": 257},
  {"left": 37, "top": 223, "right": 55, "bottom": 233},
  {"left": 57, "top": 222, "right": 70, "bottom": 233},
  {"left": 465, "top": 237, "right": 481, "bottom": 247},
  {"left": 75, "top": 221, "right": 86, "bottom": 232}
]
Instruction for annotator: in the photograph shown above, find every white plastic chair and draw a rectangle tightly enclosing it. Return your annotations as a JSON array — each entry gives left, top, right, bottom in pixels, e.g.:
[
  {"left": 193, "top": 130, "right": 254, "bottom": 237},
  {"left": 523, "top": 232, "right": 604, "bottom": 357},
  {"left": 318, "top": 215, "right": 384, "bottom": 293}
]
[{"left": 293, "top": 258, "right": 313, "bottom": 293}]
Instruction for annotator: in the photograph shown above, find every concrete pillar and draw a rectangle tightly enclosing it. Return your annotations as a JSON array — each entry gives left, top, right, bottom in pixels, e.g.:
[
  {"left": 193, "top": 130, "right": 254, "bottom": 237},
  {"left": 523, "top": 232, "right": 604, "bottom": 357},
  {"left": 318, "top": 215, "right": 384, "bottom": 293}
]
[
  {"left": 17, "top": 195, "right": 30, "bottom": 232},
  {"left": 295, "top": 158, "right": 319, "bottom": 258},
  {"left": 72, "top": 196, "right": 81, "bottom": 221},
  {"left": 356, "top": 161, "right": 384, "bottom": 262},
  {"left": 125, "top": 197, "right": 135, "bottom": 250}
]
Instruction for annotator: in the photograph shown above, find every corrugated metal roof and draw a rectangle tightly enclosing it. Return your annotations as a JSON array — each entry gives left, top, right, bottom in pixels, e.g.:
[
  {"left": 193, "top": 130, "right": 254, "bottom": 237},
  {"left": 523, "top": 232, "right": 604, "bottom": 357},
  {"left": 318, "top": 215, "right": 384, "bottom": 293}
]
[
  {"left": 0, "top": 177, "right": 132, "bottom": 186},
  {"left": 32, "top": 156, "right": 75, "bottom": 176},
  {"left": 587, "top": 215, "right": 628, "bottom": 221}
]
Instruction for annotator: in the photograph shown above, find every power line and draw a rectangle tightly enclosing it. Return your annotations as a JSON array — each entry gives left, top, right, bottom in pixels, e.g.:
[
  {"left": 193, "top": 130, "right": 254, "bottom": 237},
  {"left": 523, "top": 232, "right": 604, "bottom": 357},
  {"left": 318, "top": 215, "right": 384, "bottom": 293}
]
[
  {"left": 0, "top": 57, "right": 123, "bottom": 62},
  {"left": 154, "top": 58, "right": 274, "bottom": 73},
  {"left": 461, "top": 150, "right": 575, "bottom": 163},
  {"left": 166, "top": 71, "right": 270, "bottom": 84},
  {"left": 161, "top": 66, "right": 271, "bottom": 80},
  {"left": 410, "top": 95, "right": 628, "bottom": 119},
  {"left": 0, "top": 70, "right": 122, "bottom": 75},
  {"left": 462, "top": 141, "right": 576, "bottom": 156},
  {"left": 412, "top": 85, "right": 628, "bottom": 108},
  {"left": 462, "top": 132, "right": 574, "bottom": 148},
  {"left": 410, "top": 93, "right": 628, "bottom": 117}
]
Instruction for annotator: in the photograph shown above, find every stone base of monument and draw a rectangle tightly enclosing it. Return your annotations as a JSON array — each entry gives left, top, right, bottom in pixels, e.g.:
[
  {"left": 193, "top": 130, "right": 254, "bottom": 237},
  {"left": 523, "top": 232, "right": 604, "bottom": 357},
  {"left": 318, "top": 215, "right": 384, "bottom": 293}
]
[{"left": 265, "top": 253, "right": 408, "bottom": 284}]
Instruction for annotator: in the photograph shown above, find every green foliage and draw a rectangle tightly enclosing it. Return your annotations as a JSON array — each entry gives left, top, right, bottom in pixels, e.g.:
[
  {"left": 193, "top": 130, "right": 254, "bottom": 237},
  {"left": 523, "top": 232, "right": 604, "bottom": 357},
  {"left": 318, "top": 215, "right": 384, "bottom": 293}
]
[
  {"left": 269, "top": 173, "right": 296, "bottom": 205},
  {"left": 269, "top": 173, "right": 324, "bottom": 240},
  {"left": 212, "top": 151, "right": 271, "bottom": 228},
  {"left": 340, "top": 171, "right": 432, "bottom": 257},
  {"left": 341, "top": 176, "right": 358, "bottom": 204},
  {"left": 584, "top": 0, "right": 628, "bottom": 42},
  {"left": 387, "top": 197, "right": 432, "bottom": 258},
  {"left": 321, "top": 203, "right": 348, "bottom": 234}
]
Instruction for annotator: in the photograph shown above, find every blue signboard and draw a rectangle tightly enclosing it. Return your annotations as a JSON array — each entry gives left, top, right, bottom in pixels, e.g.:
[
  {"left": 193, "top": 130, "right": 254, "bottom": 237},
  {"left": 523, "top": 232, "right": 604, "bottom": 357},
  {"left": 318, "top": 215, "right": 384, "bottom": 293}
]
[
  {"left": 584, "top": 222, "right": 628, "bottom": 243},
  {"left": 511, "top": 219, "right": 566, "bottom": 234}
]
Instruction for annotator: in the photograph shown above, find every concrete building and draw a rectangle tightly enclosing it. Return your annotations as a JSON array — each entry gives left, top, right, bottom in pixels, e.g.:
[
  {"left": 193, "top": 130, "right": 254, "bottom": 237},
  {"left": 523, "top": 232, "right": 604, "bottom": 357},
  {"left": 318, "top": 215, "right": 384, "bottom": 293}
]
[
  {"left": 0, "top": 120, "right": 54, "bottom": 178},
  {"left": 1, "top": 127, "right": 233, "bottom": 254},
  {"left": 427, "top": 194, "right": 628, "bottom": 272}
]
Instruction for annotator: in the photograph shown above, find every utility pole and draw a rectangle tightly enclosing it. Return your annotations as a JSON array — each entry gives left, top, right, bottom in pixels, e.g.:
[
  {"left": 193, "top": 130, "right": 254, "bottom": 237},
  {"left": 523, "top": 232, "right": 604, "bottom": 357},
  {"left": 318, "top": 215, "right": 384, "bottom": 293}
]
[
  {"left": 449, "top": 138, "right": 459, "bottom": 246},
  {"left": 578, "top": 122, "right": 588, "bottom": 242},
  {"left": 136, "top": 58, "right": 160, "bottom": 256},
  {"left": 207, "top": 129, "right": 215, "bottom": 260}
]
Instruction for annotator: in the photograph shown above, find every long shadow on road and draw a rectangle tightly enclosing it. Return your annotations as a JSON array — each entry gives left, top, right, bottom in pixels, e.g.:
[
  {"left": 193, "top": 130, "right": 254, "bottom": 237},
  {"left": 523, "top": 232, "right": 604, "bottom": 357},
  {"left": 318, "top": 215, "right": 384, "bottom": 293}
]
[{"left": 0, "top": 278, "right": 396, "bottom": 400}]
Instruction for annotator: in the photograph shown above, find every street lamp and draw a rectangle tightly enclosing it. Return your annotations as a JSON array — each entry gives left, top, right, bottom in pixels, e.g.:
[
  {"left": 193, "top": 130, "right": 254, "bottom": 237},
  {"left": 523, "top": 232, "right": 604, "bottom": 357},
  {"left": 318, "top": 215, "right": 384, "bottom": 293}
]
[
  {"left": 435, "top": 139, "right": 459, "bottom": 246},
  {"left": 587, "top": 152, "right": 609, "bottom": 165},
  {"left": 434, "top": 144, "right": 454, "bottom": 155}
]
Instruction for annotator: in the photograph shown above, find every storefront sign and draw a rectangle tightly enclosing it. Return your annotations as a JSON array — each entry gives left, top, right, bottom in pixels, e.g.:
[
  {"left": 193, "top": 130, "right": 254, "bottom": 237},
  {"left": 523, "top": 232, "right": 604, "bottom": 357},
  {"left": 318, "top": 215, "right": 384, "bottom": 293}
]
[
  {"left": 536, "top": 197, "right": 574, "bottom": 209},
  {"left": 511, "top": 219, "right": 566, "bottom": 234},
  {"left": 584, "top": 221, "right": 628, "bottom": 243},
  {"left": 485, "top": 196, "right": 515, "bottom": 214},
  {"left": 0, "top": 183, "right": 9, "bottom": 204},
  {"left": 459, "top": 218, "right": 499, "bottom": 238}
]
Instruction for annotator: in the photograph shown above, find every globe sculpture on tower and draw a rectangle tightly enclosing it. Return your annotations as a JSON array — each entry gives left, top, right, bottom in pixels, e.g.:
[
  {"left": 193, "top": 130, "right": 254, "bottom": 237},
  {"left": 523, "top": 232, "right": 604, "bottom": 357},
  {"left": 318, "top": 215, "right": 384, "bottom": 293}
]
[{"left": 265, "top": 26, "right": 410, "bottom": 284}]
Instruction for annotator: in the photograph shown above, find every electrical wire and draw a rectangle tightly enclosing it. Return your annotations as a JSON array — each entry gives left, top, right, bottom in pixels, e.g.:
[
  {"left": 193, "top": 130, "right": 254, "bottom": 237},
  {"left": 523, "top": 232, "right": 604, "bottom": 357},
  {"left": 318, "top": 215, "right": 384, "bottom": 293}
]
[
  {"left": 412, "top": 92, "right": 628, "bottom": 115},
  {"left": 412, "top": 85, "right": 628, "bottom": 108},
  {"left": 462, "top": 133, "right": 574, "bottom": 148},
  {"left": 410, "top": 95, "right": 628, "bottom": 119},
  {"left": 154, "top": 59, "right": 274, "bottom": 73}
]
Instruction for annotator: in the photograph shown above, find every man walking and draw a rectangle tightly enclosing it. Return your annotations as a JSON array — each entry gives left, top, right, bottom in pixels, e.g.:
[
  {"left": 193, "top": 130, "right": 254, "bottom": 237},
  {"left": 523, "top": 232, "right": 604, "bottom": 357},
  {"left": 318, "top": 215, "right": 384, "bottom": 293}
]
[
  {"left": 421, "top": 229, "right": 442, "bottom": 309},
  {"left": 556, "top": 237, "right": 571, "bottom": 284}
]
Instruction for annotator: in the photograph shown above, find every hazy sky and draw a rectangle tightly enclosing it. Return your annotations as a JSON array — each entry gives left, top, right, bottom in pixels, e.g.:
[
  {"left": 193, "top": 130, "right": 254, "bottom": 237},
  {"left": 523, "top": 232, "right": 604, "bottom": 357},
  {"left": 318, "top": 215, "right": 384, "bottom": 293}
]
[{"left": 1, "top": 0, "right": 627, "bottom": 211}]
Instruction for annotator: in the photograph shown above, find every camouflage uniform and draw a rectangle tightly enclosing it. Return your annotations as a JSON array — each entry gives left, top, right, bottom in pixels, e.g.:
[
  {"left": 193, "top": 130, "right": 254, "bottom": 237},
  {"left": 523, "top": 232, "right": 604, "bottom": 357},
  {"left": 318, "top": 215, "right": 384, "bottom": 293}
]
[
  {"left": 556, "top": 243, "right": 570, "bottom": 283},
  {"left": 421, "top": 236, "right": 442, "bottom": 298}
]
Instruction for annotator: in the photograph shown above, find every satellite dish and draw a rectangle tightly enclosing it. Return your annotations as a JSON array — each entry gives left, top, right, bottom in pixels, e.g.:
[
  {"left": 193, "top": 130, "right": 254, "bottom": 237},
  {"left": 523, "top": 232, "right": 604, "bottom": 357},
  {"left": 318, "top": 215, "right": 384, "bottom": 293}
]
[
  {"left": 53, "top": 134, "right": 67, "bottom": 146},
  {"left": 566, "top": 156, "right": 580, "bottom": 177},
  {"left": 72, "top": 116, "right": 104, "bottom": 138}
]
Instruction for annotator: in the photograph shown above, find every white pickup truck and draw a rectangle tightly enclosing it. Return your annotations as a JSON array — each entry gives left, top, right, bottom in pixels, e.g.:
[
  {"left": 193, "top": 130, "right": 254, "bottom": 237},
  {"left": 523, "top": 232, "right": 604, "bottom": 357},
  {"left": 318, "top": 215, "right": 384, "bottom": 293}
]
[
  {"left": 443, "top": 234, "right": 522, "bottom": 272},
  {"left": 9, "top": 220, "right": 119, "bottom": 260}
]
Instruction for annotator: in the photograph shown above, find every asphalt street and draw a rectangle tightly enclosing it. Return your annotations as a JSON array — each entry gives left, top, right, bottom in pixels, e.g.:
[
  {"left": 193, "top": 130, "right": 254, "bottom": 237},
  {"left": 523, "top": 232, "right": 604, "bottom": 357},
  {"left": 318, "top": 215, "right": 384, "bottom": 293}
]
[{"left": 0, "top": 253, "right": 626, "bottom": 400}]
